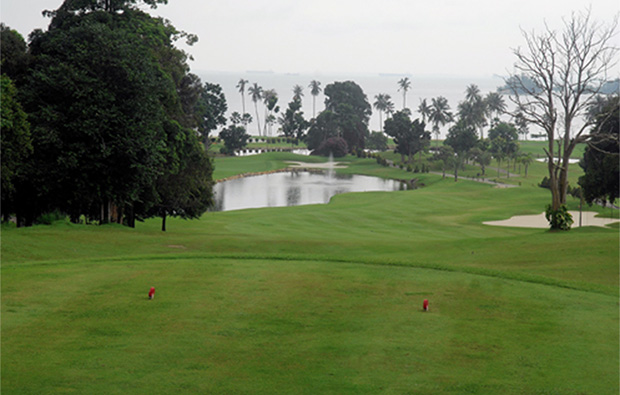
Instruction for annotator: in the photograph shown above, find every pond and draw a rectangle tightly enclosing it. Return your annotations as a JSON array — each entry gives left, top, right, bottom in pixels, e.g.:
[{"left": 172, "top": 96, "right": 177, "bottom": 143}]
[{"left": 211, "top": 170, "right": 411, "bottom": 212}]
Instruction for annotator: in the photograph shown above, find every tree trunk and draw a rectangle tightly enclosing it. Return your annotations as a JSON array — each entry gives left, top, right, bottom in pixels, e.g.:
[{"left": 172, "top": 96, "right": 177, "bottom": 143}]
[
  {"left": 161, "top": 213, "right": 167, "bottom": 232},
  {"left": 254, "top": 103, "right": 261, "bottom": 136}
]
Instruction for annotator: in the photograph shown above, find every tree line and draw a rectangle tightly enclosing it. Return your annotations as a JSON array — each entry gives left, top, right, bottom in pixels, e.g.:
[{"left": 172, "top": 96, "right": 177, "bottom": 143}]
[{"left": 1, "top": 0, "right": 227, "bottom": 230}]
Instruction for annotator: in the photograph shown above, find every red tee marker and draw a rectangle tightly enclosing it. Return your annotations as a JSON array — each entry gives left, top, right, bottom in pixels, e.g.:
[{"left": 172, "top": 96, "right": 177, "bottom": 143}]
[
  {"left": 148, "top": 287, "right": 155, "bottom": 300},
  {"left": 423, "top": 299, "right": 429, "bottom": 311}
]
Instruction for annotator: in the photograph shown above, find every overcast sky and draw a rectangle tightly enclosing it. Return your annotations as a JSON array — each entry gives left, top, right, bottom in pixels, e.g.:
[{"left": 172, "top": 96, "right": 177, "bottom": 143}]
[{"left": 1, "top": 0, "right": 618, "bottom": 77}]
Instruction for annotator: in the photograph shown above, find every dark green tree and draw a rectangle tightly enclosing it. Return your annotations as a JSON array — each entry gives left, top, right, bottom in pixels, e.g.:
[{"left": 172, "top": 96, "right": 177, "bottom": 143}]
[
  {"left": 195, "top": 82, "right": 227, "bottom": 145},
  {"left": 150, "top": 120, "right": 213, "bottom": 231},
  {"left": 16, "top": 0, "right": 212, "bottom": 227},
  {"left": 323, "top": 81, "right": 371, "bottom": 152},
  {"left": 578, "top": 95, "right": 619, "bottom": 205},
  {"left": 367, "top": 131, "right": 388, "bottom": 151},
  {"left": 0, "top": 75, "right": 32, "bottom": 221},
  {"left": 488, "top": 122, "right": 519, "bottom": 178},
  {"left": 279, "top": 97, "right": 308, "bottom": 142},
  {"left": 0, "top": 24, "right": 29, "bottom": 82},
  {"left": 219, "top": 124, "right": 250, "bottom": 155},
  {"left": 444, "top": 120, "right": 478, "bottom": 181},
  {"left": 384, "top": 110, "right": 430, "bottom": 163},
  {"left": 305, "top": 110, "right": 339, "bottom": 152}
]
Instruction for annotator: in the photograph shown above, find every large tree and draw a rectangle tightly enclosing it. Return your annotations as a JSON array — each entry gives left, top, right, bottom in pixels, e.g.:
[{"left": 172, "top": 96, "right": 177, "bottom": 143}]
[
  {"left": 0, "top": 75, "right": 32, "bottom": 221},
  {"left": 373, "top": 93, "right": 391, "bottom": 133},
  {"left": 488, "top": 122, "right": 519, "bottom": 178},
  {"left": 384, "top": 110, "right": 430, "bottom": 164},
  {"left": 505, "top": 10, "right": 618, "bottom": 229},
  {"left": 236, "top": 78, "right": 248, "bottom": 114},
  {"left": 578, "top": 95, "right": 619, "bottom": 205},
  {"left": 279, "top": 97, "right": 308, "bottom": 142},
  {"left": 444, "top": 120, "right": 478, "bottom": 181},
  {"left": 429, "top": 96, "right": 453, "bottom": 144},
  {"left": 309, "top": 80, "right": 321, "bottom": 118},
  {"left": 248, "top": 83, "right": 263, "bottom": 135},
  {"left": 322, "top": 81, "right": 371, "bottom": 152},
  {"left": 15, "top": 0, "right": 213, "bottom": 227},
  {"left": 398, "top": 77, "right": 411, "bottom": 109}
]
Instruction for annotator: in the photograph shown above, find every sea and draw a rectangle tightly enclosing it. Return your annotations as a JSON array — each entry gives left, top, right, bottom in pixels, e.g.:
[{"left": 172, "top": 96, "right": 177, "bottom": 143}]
[{"left": 195, "top": 71, "right": 512, "bottom": 140}]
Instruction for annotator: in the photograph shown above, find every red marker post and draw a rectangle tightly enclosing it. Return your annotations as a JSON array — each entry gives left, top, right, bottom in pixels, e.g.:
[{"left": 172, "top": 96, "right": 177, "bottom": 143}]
[
  {"left": 423, "top": 299, "right": 429, "bottom": 311},
  {"left": 148, "top": 287, "right": 155, "bottom": 300}
]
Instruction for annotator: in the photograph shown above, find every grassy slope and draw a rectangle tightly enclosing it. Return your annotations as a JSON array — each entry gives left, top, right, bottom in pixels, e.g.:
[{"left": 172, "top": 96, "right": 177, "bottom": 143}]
[{"left": 2, "top": 142, "right": 618, "bottom": 394}]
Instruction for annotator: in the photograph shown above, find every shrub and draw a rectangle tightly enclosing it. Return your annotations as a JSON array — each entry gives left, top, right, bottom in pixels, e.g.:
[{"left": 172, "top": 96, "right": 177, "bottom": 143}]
[{"left": 545, "top": 204, "right": 574, "bottom": 230}]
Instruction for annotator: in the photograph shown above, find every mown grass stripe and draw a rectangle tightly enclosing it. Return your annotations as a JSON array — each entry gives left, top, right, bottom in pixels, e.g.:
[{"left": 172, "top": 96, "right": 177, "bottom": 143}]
[{"left": 5, "top": 252, "right": 616, "bottom": 297}]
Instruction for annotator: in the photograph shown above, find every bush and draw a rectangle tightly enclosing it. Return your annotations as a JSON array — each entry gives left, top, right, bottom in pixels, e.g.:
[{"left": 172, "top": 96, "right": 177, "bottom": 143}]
[{"left": 545, "top": 204, "right": 574, "bottom": 230}]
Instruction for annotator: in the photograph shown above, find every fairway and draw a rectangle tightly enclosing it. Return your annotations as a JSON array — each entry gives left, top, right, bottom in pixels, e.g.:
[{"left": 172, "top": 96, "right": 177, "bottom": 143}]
[
  {"left": 2, "top": 150, "right": 619, "bottom": 394},
  {"left": 3, "top": 257, "right": 618, "bottom": 394}
]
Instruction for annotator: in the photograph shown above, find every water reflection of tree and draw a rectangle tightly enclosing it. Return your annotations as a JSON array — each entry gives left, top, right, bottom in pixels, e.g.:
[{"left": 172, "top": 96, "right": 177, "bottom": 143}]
[{"left": 286, "top": 187, "right": 301, "bottom": 206}]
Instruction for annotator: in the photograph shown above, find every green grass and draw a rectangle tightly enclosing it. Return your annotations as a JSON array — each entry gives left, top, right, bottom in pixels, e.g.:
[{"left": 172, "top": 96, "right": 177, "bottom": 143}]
[{"left": 2, "top": 147, "right": 618, "bottom": 394}]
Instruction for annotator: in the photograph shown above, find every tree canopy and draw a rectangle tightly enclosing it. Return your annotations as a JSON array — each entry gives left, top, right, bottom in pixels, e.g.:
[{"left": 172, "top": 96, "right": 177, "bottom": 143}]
[
  {"left": 2, "top": 0, "right": 217, "bottom": 229},
  {"left": 578, "top": 95, "right": 619, "bottom": 205}
]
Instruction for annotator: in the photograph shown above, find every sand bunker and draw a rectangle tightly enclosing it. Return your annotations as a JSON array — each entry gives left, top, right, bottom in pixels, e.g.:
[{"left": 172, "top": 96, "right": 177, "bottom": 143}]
[
  {"left": 285, "top": 161, "right": 349, "bottom": 169},
  {"left": 483, "top": 211, "right": 619, "bottom": 228}
]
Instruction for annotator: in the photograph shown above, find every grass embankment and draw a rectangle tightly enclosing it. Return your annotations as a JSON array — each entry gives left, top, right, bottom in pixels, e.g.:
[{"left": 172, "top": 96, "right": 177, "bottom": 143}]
[{"left": 2, "top": 142, "right": 618, "bottom": 394}]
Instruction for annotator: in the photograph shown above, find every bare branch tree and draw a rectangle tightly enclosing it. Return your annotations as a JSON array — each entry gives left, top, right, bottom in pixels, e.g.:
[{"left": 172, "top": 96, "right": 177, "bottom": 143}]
[{"left": 505, "top": 9, "right": 618, "bottom": 216}]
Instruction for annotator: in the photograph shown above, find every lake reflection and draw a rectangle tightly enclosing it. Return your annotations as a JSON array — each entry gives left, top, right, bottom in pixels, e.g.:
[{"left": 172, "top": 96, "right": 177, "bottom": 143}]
[{"left": 211, "top": 171, "right": 409, "bottom": 212}]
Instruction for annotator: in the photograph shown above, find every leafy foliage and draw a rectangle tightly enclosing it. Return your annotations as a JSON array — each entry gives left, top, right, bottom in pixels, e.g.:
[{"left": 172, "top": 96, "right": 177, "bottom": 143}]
[
  {"left": 578, "top": 95, "right": 619, "bottom": 205},
  {"left": 545, "top": 204, "right": 574, "bottom": 231}
]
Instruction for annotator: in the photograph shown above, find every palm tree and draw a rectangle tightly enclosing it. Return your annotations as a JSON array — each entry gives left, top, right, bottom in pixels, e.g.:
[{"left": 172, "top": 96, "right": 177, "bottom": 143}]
[
  {"left": 236, "top": 78, "right": 249, "bottom": 114},
  {"left": 248, "top": 83, "right": 263, "bottom": 136},
  {"left": 429, "top": 96, "right": 453, "bottom": 145},
  {"left": 398, "top": 77, "right": 411, "bottom": 109},
  {"left": 308, "top": 80, "right": 321, "bottom": 118},
  {"left": 293, "top": 85, "right": 304, "bottom": 101},
  {"left": 385, "top": 99, "right": 395, "bottom": 119},
  {"left": 459, "top": 85, "right": 487, "bottom": 139},
  {"left": 262, "top": 89, "right": 279, "bottom": 136},
  {"left": 465, "top": 84, "right": 481, "bottom": 103},
  {"left": 484, "top": 92, "right": 506, "bottom": 125},
  {"left": 373, "top": 94, "right": 391, "bottom": 133},
  {"left": 417, "top": 98, "right": 432, "bottom": 124}
]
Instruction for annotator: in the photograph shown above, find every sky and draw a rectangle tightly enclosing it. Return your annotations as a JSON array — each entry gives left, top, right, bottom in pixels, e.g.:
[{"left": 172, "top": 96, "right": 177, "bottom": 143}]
[{"left": 1, "top": 0, "right": 618, "bottom": 77}]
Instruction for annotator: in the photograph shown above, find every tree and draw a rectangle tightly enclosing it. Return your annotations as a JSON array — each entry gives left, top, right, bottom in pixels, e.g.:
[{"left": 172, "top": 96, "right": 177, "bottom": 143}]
[
  {"left": 433, "top": 145, "right": 455, "bottom": 179},
  {"left": 0, "top": 75, "right": 32, "bottom": 221},
  {"left": 429, "top": 96, "right": 453, "bottom": 144},
  {"left": 230, "top": 111, "right": 252, "bottom": 126},
  {"left": 248, "top": 83, "right": 263, "bottom": 136},
  {"left": 373, "top": 93, "right": 391, "bottom": 133},
  {"left": 305, "top": 110, "right": 339, "bottom": 152},
  {"left": 219, "top": 124, "right": 250, "bottom": 155},
  {"left": 323, "top": 81, "right": 371, "bottom": 152},
  {"left": 470, "top": 146, "right": 492, "bottom": 176},
  {"left": 458, "top": 84, "right": 487, "bottom": 139},
  {"left": 398, "top": 77, "right": 411, "bottom": 109},
  {"left": 150, "top": 120, "right": 214, "bottom": 232},
  {"left": 15, "top": 0, "right": 212, "bottom": 227},
  {"left": 513, "top": 111, "right": 529, "bottom": 140},
  {"left": 293, "top": 84, "right": 304, "bottom": 101},
  {"left": 0, "top": 24, "right": 29, "bottom": 82},
  {"left": 309, "top": 80, "right": 321, "bottom": 118},
  {"left": 417, "top": 98, "right": 432, "bottom": 124},
  {"left": 505, "top": 10, "right": 618, "bottom": 229},
  {"left": 237, "top": 78, "right": 248, "bottom": 114},
  {"left": 444, "top": 120, "right": 478, "bottom": 181},
  {"left": 484, "top": 92, "right": 506, "bottom": 126},
  {"left": 195, "top": 82, "right": 227, "bottom": 146},
  {"left": 384, "top": 110, "right": 430, "bottom": 163},
  {"left": 489, "top": 122, "right": 519, "bottom": 178},
  {"left": 279, "top": 97, "right": 308, "bottom": 142},
  {"left": 578, "top": 95, "right": 619, "bottom": 205},
  {"left": 367, "top": 131, "right": 388, "bottom": 151},
  {"left": 261, "top": 89, "right": 279, "bottom": 136}
]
